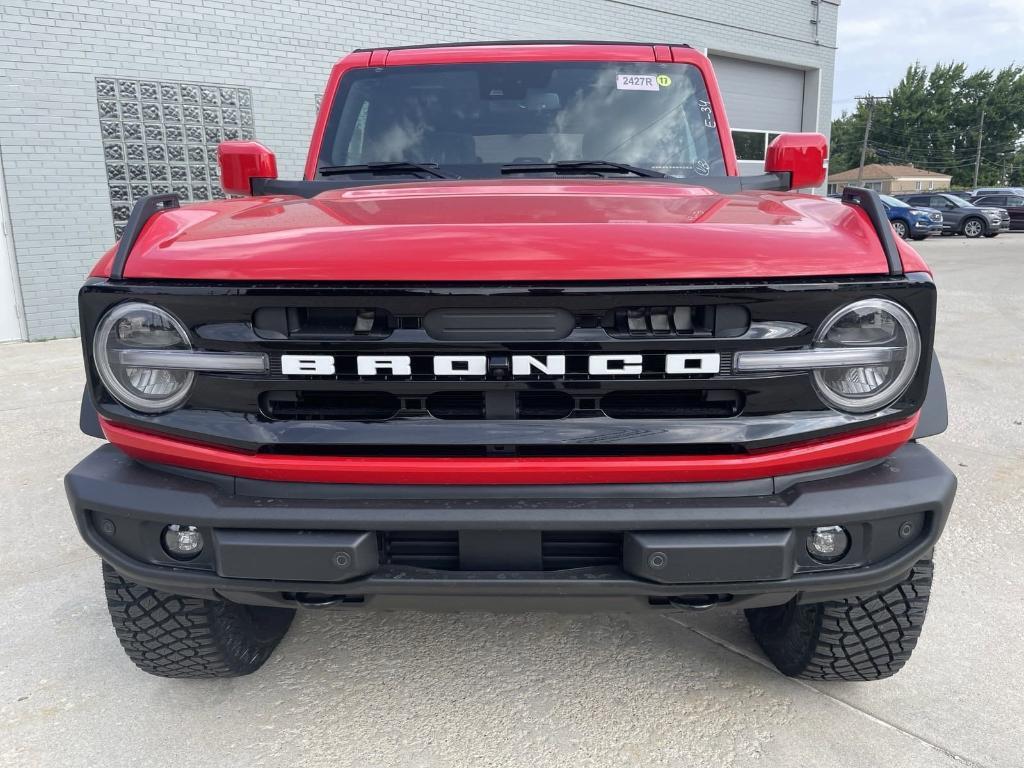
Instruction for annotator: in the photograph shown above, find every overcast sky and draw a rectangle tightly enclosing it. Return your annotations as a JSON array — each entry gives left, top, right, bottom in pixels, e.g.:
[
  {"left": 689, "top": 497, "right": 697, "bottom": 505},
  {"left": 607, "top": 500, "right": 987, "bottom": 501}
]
[{"left": 833, "top": 0, "right": 1024, "bottom": 115}]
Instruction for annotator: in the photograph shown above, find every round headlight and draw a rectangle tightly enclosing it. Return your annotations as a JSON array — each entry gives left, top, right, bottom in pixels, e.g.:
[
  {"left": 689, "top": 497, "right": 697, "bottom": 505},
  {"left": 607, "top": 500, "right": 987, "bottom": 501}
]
[
  {"left": 812, "top": 299, "right": 921, "bottom": 413},
  {"left": 93, "top": 302, "right": 194, "bottom": 413}
]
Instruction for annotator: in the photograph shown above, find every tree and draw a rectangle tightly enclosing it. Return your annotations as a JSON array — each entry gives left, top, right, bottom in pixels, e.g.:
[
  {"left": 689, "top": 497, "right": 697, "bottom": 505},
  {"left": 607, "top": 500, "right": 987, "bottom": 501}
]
[{"left": 830, "top": 62, "right": 1024, "bottom": 187}]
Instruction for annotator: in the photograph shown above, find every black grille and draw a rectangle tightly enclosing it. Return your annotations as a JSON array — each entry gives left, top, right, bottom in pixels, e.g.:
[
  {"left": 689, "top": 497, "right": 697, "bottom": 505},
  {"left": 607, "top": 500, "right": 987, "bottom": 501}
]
[
  {"left": 261, "top": 391, "right": 400, "bottom": 420},
  {"left": 377, "top": 531, "right": 623, "bottom": 571},
  {"left": 82, "top": 277, "right": 937, "bottom": 457},
  {"left": 254, "top": 306, "right": 394, "bottom": 340},
  {"left": 378, "top": 531, "right": 459, "bottom": 570},
  {"left": 261, "top": 388, "right": 738, "bottom": 421},
  {"left": 604, "top": 304, "right": 749, "bottom": 337},
  {"left": 541, "top": 532, "right": 622, "bottom": 570}
]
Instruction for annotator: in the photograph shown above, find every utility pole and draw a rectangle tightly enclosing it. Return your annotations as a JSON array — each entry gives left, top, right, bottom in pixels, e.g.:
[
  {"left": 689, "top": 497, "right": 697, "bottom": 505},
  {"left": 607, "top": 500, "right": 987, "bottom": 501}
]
[
  {"left": 855, "top": 95, "right": 889, "bottom": 183},
  {"left": 972, "top": 106, "right": 985, "bottom": 188}
]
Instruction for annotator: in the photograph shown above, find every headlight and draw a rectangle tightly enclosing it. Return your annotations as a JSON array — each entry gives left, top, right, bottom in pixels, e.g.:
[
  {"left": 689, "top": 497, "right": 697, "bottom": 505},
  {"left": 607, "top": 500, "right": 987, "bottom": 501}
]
[
  {"left": 812, "top": 299, "right": 921, "bottom": 413},
  {"left": 93, "top": 302, "right": 194, "bottom": 413}
]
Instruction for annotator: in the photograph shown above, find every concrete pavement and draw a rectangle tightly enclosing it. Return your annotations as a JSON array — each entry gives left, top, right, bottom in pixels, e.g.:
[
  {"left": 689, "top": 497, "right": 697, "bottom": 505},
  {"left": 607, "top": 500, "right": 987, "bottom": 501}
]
[{"left": 1, "top": 235, "right": 1021, "bottom": 767}]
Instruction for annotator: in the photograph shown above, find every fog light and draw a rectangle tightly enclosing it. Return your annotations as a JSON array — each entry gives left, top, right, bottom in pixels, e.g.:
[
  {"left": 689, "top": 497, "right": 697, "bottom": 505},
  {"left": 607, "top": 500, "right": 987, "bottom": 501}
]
[
  {"left": 806, "top": 525, "right": 849, "bottom": 563},
  {"left": 162, "top": 524, "right": 203, "bottom": 560}
]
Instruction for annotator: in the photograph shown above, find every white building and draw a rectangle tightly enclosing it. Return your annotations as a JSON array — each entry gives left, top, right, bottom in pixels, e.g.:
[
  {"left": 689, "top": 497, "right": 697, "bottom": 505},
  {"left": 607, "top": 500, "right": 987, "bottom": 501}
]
[{"left": 0, "top": 0, "right": 840, "bottom": 341}]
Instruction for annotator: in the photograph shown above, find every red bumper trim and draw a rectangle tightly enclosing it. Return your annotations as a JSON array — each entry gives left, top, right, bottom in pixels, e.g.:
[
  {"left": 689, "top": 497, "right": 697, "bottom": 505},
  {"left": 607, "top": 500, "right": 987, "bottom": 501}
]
[{"left": 99, "top": 416, "right": 919, "bottom": 485}]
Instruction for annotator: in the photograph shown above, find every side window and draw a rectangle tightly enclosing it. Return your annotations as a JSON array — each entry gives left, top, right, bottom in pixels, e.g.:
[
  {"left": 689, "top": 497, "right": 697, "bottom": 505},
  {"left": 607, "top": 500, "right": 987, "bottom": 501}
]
[
  {"left": 731, "top": 130, "right": 767, "bottom": 161},
  {"left": 1007, "top": 196, "right": 1024, "bottom": 206},
  {"left": 928, "top": 181, "right": 935, "bottom": 190},
  {"left": 915, "top": 181, "right": 922, "bottom": 191},
  {"left": 929, "top": 196, "right": 949, "bottom": 209}
]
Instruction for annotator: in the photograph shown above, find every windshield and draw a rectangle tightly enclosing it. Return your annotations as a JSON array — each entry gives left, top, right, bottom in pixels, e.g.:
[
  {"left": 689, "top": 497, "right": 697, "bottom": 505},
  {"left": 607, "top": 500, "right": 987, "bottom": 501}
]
[
  {"left": 318, "top": 62, "right": 726, "bottom": 179},
  {"left": 879, "top": 194, "right": 909, "bottom": 208}
]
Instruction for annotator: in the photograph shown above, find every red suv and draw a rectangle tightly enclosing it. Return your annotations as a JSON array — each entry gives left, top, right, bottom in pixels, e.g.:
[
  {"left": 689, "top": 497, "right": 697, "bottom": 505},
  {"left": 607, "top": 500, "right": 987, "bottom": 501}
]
[{"left": 67, "top": 42, "right": 955, "bottom": 681}]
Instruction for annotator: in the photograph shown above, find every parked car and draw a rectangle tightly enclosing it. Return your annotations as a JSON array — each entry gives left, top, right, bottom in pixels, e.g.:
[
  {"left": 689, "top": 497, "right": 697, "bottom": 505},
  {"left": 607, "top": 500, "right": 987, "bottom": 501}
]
[
  {"left": 969, "top": 193, "right": 1024, "bottom": 231},
  {"left": 967, "top": 186, "right": 1024, "bottom": 198},
  {"left": 878, "top": 194, "right": 943, "bottom": 240},
  {"left": 897, "top": 192, "right": 1009, "bottom": 238}
]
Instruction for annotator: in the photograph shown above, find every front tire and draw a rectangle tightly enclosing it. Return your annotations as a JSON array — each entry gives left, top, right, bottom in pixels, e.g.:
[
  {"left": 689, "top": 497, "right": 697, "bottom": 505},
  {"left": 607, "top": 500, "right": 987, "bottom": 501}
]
[
  {"left": 745, "top": 559, "right": 933, "bottom": 681},
  {"left": 891, "top": 220, "right": 909, "bottom": 239},
  {"left": 102, "top": 562, "right": 295, "bottom": 678},
  {"left": 962, "top": 217, "right": 985, "bottom": 238}
]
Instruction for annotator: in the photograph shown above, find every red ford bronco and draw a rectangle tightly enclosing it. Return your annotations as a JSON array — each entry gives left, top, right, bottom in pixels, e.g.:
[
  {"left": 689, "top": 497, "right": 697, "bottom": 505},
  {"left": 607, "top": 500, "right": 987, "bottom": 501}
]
[{"left": 66, "top": 41, "right": 955, "bottom": 680}]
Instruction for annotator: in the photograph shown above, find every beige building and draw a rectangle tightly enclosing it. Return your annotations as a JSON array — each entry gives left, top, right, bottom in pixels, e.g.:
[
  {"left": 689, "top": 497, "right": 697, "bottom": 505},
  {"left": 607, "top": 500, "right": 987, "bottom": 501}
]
[{"left": 827, "top": 164, "right": 952, "bottom": 195}]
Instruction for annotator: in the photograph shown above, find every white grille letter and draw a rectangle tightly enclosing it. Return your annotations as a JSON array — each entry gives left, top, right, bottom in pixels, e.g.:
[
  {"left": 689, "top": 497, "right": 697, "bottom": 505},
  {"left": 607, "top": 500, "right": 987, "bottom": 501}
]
[
  {"left": 589, "top": 355, "right": 643, "bottom": 375},
  {"left": 281, "top": 355, "right": 335, "bottom": 375},
  {"left": 511, "top": 355, "right": 566, "bottom": 376},
  {"left": 434, "top": 355, "right": 487, "bottom": 376},
  {"left": 665, "top": 353, "right": 720, "bottom": 375},
  {"left": 357, "top": 355, "right": 411, "bottom": 376}
]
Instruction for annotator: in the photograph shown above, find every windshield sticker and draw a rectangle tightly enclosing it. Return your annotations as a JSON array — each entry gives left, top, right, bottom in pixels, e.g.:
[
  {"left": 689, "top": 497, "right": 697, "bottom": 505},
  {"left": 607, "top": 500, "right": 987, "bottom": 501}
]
[
  {"left": 656, "top": 74, "right": 672, "bottom": 87},
  {"left": 694, "top": 159, "right": 710, "bottom": 176},
  {"left": 697, "top": 99, "right": 716, "bottom": 128},
  {"left": 616, "top": 74, "right": 660, "bottom": 91}
]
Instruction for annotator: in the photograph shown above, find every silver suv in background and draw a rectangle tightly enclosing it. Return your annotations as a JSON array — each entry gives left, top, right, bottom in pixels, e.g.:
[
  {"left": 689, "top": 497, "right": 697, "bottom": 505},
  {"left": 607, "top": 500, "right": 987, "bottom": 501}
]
[{"left": 896, "top": 193, "right": 1009, "bottom": 238}]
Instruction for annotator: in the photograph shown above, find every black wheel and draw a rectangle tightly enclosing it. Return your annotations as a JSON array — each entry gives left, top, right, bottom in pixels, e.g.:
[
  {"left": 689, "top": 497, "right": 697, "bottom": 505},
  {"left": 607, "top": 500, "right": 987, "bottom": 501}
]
[
  {"left": 891, "top": 220, "right": 909, "bottom": 239},
  {"left": 911, "top": 235, "right": 929, "bottom": 241},
  {"left": 961, "top": 217, "right": 985, "bottom": 238},
  {"left": 983, "top": 232, "right": 999, "bottom": 238},
  {"left": 102, "top": 561, "right": 295, "bottom": 678},
  {"left": 745, "top": 559, "right": 933, "bottom": 681}
]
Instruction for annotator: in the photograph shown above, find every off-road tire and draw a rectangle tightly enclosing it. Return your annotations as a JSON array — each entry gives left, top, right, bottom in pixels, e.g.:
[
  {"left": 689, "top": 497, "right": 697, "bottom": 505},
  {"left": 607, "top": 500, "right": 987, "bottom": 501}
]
[
  {"left": 102, "top": 561, "right": 295, "bottom": 678},
  {"left": 745, "top": 559, "right": 933, "bottom": 681},
  {"left": 891, "top": 220, "right": 909, "bottom": 239},
  {"left": 961, "top": 217, "right": 985, "bottom": 238}
]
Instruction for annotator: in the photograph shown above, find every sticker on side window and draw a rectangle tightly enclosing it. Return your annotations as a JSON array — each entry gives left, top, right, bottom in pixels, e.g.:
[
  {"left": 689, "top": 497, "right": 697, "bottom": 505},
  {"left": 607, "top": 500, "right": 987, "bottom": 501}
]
[{"left": 616, "top": 74, "right": 660, "bottom": 91}]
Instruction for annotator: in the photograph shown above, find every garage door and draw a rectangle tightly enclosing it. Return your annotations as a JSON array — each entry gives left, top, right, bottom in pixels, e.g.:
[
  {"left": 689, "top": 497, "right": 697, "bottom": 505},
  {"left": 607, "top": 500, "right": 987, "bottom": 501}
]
[
  {"left": 709, "top": 55, "right": 805, "bottom": 132},
  {"left": 709, "top": 56, "right": 807, "bottom": 177}
]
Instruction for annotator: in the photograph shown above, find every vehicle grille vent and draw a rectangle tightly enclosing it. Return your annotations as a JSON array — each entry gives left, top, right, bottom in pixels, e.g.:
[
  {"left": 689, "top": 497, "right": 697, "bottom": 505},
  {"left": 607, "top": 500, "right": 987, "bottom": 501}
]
[
  {"left": 378, "top": 531, "right": 459, "bottom": 570},
  {"left": 540, "top": 532, "right": 622, "bottom": 570},
  {"left": 254, "top": 307, "right": 394, "bottom": 340},
  {"left": 604, "top": 304, "right": 749, "bottom": 337},
  {"left": 377, "top": 531, "right": 623, "bottom": 571}
]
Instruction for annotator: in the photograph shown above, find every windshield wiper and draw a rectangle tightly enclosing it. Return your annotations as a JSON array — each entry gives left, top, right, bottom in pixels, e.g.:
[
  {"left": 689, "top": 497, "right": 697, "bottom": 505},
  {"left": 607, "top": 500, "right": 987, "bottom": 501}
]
[
  {"left": 500, "top": 160, "right": 666, "bottom": 178},
  {"left": 319, "top": 162, "right": 456, "bottom": 179}
]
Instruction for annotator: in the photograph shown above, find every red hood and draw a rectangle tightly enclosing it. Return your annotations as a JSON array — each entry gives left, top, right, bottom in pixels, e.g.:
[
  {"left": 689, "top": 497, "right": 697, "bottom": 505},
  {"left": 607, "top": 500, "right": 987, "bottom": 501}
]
[{"left": 97, "top": 180, "right": 923, "bottom": 281}]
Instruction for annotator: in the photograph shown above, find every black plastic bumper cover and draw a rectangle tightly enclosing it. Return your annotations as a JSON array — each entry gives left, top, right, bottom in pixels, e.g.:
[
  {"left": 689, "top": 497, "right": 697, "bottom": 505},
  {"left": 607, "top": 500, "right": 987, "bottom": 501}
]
[{"left": 66, "top": 443, "right": 955, "bottom": 607}]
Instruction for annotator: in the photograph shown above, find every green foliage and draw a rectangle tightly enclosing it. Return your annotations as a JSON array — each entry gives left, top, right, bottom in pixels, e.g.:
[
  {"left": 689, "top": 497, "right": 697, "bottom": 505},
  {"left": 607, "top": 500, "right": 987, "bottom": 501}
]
[{"left": 830, "top": 62, "right": 1024, "bottom": 187}]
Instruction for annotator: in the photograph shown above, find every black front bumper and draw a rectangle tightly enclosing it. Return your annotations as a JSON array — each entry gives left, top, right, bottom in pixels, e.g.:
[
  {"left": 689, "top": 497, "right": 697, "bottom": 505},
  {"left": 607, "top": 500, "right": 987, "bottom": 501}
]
[{"left": 66, "top": 443, "right": 956, "bottom": 611}]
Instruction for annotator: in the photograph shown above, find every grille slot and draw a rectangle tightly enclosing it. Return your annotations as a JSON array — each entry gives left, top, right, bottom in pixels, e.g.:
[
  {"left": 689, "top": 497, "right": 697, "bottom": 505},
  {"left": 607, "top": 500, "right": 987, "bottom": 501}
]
[
  {"left": 254, "top": 307, "right": 393, "bottom": 340},
  {"left": 518, "top": 391, "right": 574, "bottom": 419},
  {"left": 601, "top": 390, "right": 742, "bottom": 419},
  {"left": 377, "top": 531, "right": 622, "bottom": 571},
  {"left": 379, "top": 531, "right": 460, "bottom": 570},
  {"left": 604, "top": 304, "right": 749, "bottom": 337},
  {"left": 261, "top": 391, "right": 400, "bottom": 420},
  {"left": 426, "top": 392, "right": 485, "bottom": 420},
  {"left": 541, "top": 532, "right": 622, "bottom": 570}
]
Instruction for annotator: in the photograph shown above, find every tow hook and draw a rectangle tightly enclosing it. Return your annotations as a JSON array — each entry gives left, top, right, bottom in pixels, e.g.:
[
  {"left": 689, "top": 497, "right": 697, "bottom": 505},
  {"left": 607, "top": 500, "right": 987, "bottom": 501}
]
[{"left": 666, "top": 595, "right": 733, "bottom": 611}]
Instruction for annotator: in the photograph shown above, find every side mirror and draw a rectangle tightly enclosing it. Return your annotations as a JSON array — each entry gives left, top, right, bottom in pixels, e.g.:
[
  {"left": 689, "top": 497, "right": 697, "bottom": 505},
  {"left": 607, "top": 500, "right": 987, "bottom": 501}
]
[
  {"left": 765, "top": 132, "right": 828, "bottom": 190},
  {"left": 217, "top": 140, "right": 277, "bottom": 196}
]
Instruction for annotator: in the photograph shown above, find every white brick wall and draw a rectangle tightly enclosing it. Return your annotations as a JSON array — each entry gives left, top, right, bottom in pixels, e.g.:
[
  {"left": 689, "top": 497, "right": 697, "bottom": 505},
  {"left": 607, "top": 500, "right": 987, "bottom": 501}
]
[{"left": 0, "top": 0, "right": 838, "bottom": 339}]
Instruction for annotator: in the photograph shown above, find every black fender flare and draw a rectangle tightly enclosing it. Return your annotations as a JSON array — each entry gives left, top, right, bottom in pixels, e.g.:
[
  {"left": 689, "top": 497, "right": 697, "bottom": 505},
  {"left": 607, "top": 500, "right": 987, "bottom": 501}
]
[{"left": 913, "top": 353, "right": 948, "bottom": 439}]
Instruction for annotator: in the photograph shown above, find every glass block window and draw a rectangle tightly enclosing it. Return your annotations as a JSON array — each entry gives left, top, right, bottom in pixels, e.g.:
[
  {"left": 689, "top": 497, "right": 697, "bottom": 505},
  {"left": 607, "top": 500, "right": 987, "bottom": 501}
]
[{"left": 96, "top": 77, "right": 255, "bottom": 238}]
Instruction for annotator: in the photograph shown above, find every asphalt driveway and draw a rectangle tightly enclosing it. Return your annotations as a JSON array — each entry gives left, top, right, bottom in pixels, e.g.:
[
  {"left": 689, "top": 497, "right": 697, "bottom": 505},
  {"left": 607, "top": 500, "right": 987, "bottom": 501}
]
[{"left": 2, "top": 235, "right": 1022, "bottom": 767}]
